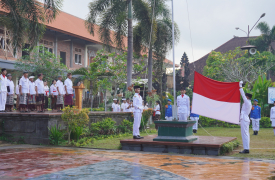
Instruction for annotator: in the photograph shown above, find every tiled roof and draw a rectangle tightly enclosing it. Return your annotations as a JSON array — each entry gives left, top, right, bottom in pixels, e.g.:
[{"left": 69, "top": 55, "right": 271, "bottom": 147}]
[{"left": 188, "top": 36, "right": 275, "bottom": 82}]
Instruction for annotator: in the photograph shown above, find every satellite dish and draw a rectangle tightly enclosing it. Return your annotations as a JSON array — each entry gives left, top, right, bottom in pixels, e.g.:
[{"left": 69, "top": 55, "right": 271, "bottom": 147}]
[{"left": 249, "top": 48, "right": 257, "bottom": 55}]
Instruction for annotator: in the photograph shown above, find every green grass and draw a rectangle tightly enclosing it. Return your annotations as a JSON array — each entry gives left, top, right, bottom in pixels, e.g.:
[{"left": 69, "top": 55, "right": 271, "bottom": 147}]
[{"left": 196, "top": 127, "right": 275, "bottom": 159}]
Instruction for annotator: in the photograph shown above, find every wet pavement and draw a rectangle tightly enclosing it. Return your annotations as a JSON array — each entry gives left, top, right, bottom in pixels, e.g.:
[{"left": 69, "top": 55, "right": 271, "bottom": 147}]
[{"left": 1, "top": 145, "right": 275, "bottom": 180}]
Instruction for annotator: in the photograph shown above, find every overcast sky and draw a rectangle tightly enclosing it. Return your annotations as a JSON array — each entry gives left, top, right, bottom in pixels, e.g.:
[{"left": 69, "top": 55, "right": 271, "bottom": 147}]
[{"left": 60, "top": 0, "right": 275, "bottom": 64}]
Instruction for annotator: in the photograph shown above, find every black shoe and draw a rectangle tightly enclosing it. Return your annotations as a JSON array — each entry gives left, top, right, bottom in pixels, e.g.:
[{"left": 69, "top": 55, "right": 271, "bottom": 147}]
[
  {"left": 239, "top": 149, "right": 249, "bottom": 154},
  {"left": 137, "top": 135, "right": 144, "bottom": 139},
  {"left": 193, "top": 129, "right": 197, "bottom": 133},
  {"left": 133, "top": 136, "right": 141, "bottom": 139},
  {"left": 253, "top": 131, "right": 256, "bottom": 135},
  {"left": 256, "top": 131, "right": 258, "bottom": 135}
]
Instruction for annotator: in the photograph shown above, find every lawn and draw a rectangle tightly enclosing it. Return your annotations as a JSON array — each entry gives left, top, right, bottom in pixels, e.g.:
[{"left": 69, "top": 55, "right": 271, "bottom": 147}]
[{"left": 88, "top": 127, "right": 275, "bottom": 160}]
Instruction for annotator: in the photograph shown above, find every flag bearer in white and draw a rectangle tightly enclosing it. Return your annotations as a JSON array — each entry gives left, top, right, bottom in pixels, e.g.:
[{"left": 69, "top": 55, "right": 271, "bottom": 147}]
[
  {"left": 133, "top": 86, "right": 144, "bottom": 139},
  {"left": 250, "top": 99, "right": 261, "bottom": 135},
  {"left": 177, "top": 88, "right": 190, "bottom": 121},
  {"left": 270, "top": 101, "right": 275, "bottom": 135},
  {"left": 0, "top": 68, "right": 8, "bottom": 112},
  {"left": 239, "top": 81, "right": 252, "bottom": 154}
]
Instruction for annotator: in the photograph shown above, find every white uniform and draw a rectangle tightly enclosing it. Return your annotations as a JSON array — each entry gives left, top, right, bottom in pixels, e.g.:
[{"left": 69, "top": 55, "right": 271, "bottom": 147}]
[
  {"left": 116, "top": 104, "right": 121, "bottom": 112},
  {"left": 0, "top": 74, "right": 8, "bottom": 110},
  {"left": 154, "top": 104, "right": 161, "bottom": 115},
  {"left": 112, "top": 102, "right": 116, "bottom": 112},
  {"left": 270, "top": 107, "right": 275, "bottom": 127},
  {"left": 240, "top": 88, "right": 252, "bottom": 150},
  {"left": 177, "top": 94, "right": 190, "bottom": 121},
  {"left": 56, "top": 80, "right": 65, "bottom": 95},
  {"left": 121, "top": 102, "right": 127, "bottom": 112},
  {"left": 133, "top": 93, "right": 143, "bottom": 136}
]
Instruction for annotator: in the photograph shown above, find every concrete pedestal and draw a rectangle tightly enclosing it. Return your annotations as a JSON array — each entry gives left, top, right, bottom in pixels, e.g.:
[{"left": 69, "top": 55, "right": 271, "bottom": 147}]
[{"left": 153, "top": 120, "right": 197, "bottom": 142}]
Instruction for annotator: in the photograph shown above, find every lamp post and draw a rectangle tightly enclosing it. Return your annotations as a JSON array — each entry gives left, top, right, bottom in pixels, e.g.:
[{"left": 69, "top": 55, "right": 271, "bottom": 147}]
[{"left": 235, "top": 13, "right": 265, "bottom": 39}]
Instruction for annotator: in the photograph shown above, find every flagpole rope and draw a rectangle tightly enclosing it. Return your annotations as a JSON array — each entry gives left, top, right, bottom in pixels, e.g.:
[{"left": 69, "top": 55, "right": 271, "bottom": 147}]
[
  {"left": 185, "top": 0, "right": 196, "bottom": 70},
  {"left": 198, "top": 122, "right": 215, "bottom": 138}
]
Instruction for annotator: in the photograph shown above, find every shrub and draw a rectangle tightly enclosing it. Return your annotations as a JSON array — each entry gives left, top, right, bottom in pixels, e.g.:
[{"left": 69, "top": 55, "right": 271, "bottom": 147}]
[
  {"left": 260, "top": 117, "right": 272, "bottom": 128},
  {"left": 140, "top": 109, "right": 153, "bottom": 130},
  {"left": 92, "top": 107, "right": 104, "bottom": 111},
  {"left": 61, "top": 106, "right": 89, "bottom": 143},
  {"left": 70, "top": 126, "right": 84, "bottom": 141},
  {"left": 199, "top": 116, "right": 239, "bottom": 128},
  {"left": 48, "top": 126, "right": 64, "bottom": 145},
  {"left": 90, "top": 118, "right": 116, "bottom": 135},
  {"left": 117, "top": 119, "right": 133, "bottom": 133},
  {"left": 70, "top": 137, "right": 94, "bottom": 147},
  {"left": 220, "top": 140, "right": 240, "bottom": 155}
]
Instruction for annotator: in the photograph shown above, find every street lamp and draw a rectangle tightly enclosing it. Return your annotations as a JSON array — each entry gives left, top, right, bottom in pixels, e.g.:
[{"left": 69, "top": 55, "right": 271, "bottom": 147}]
[{"left": 235, "top": 13, "right": 265, "bottom": 38}]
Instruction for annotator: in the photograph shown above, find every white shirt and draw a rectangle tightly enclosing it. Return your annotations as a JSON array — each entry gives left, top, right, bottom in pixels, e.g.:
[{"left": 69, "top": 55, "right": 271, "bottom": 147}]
[
  {"left": 144, "top": 105, "right": 148, "bottom": 110},
  {"left": 240, "top": 88, "right": 252, "bottom": 122},
  {"left": 50, "top": 84, "right": 58, "bottom": 96},
  {"left": 121, "top": 102, "right": 127, "bottom": 112},
  {"left": 19, "top": 76, "right": 29, "bottom": 94},
  {"left": 16, "top": 85, "right": 19, "bottom": 95},
  {"left": 270, "top": 107, "right": 275, "bottom": 119},
  {"left": 56, "top": 80, "right": 64, "bottom": 95},
  {"left": 7, "top": 79, "right": 14, "bottom": 95},
  {"left": 112, "top": 102, "right": 116, "bottom": 112},
  {"left": 44, "top": 85, "right": 49, "bottom": 96},
  {"left": 35, "top": 79, "right": 44, "bottom": 94},
  {"left": 0, "top": 74, "right": 8, "bottom": 92},
  {"left": 133, "top": 93, "right": 143, "bottom": 113},
  {"left": 64, "top": 78, "right": 73, "bottom": 94},
  {"left": 116, "top": 104, "right": 121, "bottom": 112},
  {"left": 154, "top": 104, "right": 161, "bottom": 115},
  {"left": 29, "top": 81, "right": 36, "bottom": 95},
  {"left": 177, "top": 94, "right": 190, "bottom": 115}
]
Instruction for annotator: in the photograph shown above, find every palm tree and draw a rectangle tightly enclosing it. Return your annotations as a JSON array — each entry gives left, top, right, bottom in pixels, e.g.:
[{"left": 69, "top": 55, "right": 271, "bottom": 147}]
[
  {"left": 249, "top": 22, "right": 275, "bottom": 54},
  {"left": 0, "top": 0, "right": 62, "bottom": 54},
  {"left": 249, "top": 22, "right": 275, "bottom": 79},
  {"left": 133, "top": 0, "right": 180, "bottom": 94}
]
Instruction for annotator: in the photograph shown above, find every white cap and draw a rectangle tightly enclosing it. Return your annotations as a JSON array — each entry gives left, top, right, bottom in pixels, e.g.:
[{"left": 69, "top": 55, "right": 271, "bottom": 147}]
[
  {"left": 122, "top": 98, "right": 126, "bottom": 100},
  {"left": 113, "top": 98, "right": 117, "bottom": 100},
  {"left": 29, "top": 76, "right": 34, "bottom": 79}
]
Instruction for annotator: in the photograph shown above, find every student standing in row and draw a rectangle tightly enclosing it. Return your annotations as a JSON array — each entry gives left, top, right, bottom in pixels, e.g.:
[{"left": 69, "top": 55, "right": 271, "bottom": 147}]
[
  {"left": 5, "top": 74, "right": 14, "bottom": 112},
  {"left": 28, "top": 76, "right": 36, "bottom": 111},
  {"left": 112, "top": 99, "right": 117, "bottom": 112},
  {"left": 154, "top": 101, "right": 161, "bottom": 121},
  {"left": 121, "top": 98, "right": 127, "bottom": 112},
  {"left": 116, "top": 99, "right": 121, "bottom": 112},
  {"left": 16, "top": 80, "right": 20, "bottom": 110},
  {"left": 250, "top": 99, "right": 261, "bottom": 135},
  {"left": 0, "top": 68, "right": 8, "bottom": 112},
  {"left": 35, "top": 74, "right": 45, "bottom": 112},
  {"left": 56, "top": 75, "right": 64, "bottom": 112},
  {"left": 19, "top": 72, "right": 29, "bottom": 112},
  {"left": 50, "top": 79, "right": 58, "bottom": 111},
  {"left": 64, "top": 73, "right": 73, "bottom": 107},
  {"left": 44, "top": 81, "right": 49, "bottom": 111}
]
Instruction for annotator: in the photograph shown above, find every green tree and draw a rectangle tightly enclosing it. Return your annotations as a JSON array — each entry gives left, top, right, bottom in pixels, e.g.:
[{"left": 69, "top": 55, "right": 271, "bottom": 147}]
[
  {"left": 15, "top": 46, "right": 68, "bottom": 83},
  {"left": 0, "top": 0, "right": 62, "bottom": 53},
  {"left": 203, "top": 47, "right": 275, "bottom": 85},
  {"left": 249, "top": 22, "right": 275, "bottom": 54}
]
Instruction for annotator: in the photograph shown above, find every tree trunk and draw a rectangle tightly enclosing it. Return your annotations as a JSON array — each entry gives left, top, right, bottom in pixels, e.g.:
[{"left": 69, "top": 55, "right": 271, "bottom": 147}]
[
  {"left": 127, "top": 0, "right": 133, "bottom": 88},
  {"left": 148, "top": 48, "right": 153, "bottom": 92},
  {"left": 68, "top": 128, "right": 71, "bottom": 144},
  {"left": 90, "top": 80, "right": 93, "bottom": 111},
  {"left": 104, "top": 91, "right": 107, "bottom": 112}
]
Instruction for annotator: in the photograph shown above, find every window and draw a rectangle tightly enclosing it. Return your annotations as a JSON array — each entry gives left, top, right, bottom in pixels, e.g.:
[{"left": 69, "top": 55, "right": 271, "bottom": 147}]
[
  {"left": 60, "top": 51, "right": 66, "bottom": 65},
  {"left": 75, "top": 54, "right": 82, "bottom": 65},
  {"left": 22, "top": 44, "right": 30, "bottom": 57},
  {"left": 49, "top": 48, "right": 53, "bottom": 53}
]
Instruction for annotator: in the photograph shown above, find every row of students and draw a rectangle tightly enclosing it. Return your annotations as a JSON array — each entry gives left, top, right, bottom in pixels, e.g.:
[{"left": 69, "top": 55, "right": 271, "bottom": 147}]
[{"left": 112, "top": 98, "right": 149, "bottom": 112}]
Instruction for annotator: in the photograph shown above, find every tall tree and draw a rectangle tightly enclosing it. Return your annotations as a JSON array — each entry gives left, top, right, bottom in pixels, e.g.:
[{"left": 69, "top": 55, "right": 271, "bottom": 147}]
[
  {"left": 0, "top": 0, "right": 62, "bottom": 54},
  {"left": 133, "top": 0, "right": 180, "bottom": 95},
  {"left": 249, "top": 22, "right": 275, "bottom": 54}
]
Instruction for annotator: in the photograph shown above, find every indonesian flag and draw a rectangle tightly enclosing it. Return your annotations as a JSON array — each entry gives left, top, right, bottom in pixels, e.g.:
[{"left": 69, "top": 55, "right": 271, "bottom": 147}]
[{"left": 192, "top": 72, "right": 240, "bottom": 124}]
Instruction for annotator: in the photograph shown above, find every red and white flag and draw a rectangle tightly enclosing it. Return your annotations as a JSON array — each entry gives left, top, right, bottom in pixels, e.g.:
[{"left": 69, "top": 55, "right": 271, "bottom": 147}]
[{"left": 192, "top": 72, "right": 240, "bottom": 124}]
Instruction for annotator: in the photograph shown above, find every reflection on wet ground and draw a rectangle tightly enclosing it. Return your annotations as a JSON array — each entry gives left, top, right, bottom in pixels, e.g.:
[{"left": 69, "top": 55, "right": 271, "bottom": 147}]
[{"left": 0, "top": 146, "right": 275, "bottom": 179}]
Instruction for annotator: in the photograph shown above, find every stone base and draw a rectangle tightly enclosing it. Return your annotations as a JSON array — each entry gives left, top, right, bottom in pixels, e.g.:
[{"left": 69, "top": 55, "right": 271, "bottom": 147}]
[
  {"left": 120, "top": 135, "right": 237, "bottom": 156},
  {"left": 153, "top": 135, "right": 197, "bottom": 142}
]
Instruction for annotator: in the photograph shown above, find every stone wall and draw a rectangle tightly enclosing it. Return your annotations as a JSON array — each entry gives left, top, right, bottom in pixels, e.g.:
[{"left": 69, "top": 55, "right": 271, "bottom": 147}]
[{"left": 0, "top": 112, "right": 132, "bottom": 145}]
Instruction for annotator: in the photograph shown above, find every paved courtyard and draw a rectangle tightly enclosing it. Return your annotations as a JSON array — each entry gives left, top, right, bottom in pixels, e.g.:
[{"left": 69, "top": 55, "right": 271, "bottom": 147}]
[{"left": 1, "top": 145, "right": 275, "bottom": 179}]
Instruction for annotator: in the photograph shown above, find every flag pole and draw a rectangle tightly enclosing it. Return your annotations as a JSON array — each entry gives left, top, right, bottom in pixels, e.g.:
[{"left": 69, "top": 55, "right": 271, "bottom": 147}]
[{"left": 171, "top": 0, "right": 177, "bottom": 119}]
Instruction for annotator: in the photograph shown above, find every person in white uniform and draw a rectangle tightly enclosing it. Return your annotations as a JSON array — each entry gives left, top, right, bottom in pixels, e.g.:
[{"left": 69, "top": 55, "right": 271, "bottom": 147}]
[
  {"left": 0, "top": 68, "right": 8, "bottom": 112},
  {"left": 121, "top": 98, "right": 127, "bottom": 112},
  {"left": 133, "top": 86, "right": 144, "bottom": 139},
  {"left": 28, "top": 76, "right": 36, "bottom": 111},
  {"left": 112, "top": 99, "right": 117, "bottom": 112},
  {"left": 35, "top": 74, "right": 45, "bottom": 112},
  {"left": 116, "top": 100, "right": 121, "bottom": 112},
  {"left": 43, "top": 81, "right": 49, "bottom": 110},
  {"left": 177, "top": 87, "right": 190, "bottom": 121},
  {"left": 5, "top": 74, "right": 14, "bottom": 112},
  {"left": 56, "top": 75, "right": 65, "bottom": 112},
  {"left": 153, "top": 101, "right": 161, "bottom": 121},
  {"left": 19, "top": 72, "right": 30, "bottom": 112},
  {"left": 64, "top": 73, "right": 73, "bottom": 107},
  {"left": 239, "top": 81, "right": 252, "bottom": 154},
  {"left": 270, "top": 101, "right": 275, "bottom": 136}
]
